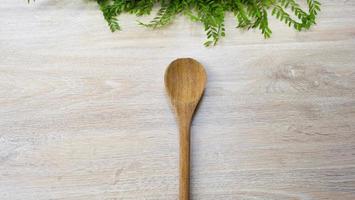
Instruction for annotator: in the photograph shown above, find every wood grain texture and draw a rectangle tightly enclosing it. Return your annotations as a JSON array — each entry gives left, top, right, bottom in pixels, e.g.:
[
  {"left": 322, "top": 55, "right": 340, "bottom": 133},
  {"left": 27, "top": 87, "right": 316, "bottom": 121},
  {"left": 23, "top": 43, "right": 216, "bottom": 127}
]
[
  {"left": 165, "top": 58, "right": 207, "bottom": 200},
  {"left": 1, "top": 0, "right": 355, "bottom": 200}
]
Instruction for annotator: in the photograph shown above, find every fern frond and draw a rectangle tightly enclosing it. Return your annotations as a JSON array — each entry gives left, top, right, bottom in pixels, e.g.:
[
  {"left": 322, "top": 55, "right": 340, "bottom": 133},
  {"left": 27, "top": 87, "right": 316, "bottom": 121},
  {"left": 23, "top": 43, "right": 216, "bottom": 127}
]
[{"left": 28, "top": 0, "right": 321, "bottom": 46}]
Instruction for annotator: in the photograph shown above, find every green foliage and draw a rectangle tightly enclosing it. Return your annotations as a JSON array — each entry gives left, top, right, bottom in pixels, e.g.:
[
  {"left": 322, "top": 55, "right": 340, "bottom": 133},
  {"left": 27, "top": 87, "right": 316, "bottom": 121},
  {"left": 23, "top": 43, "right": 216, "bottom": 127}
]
[{"left": 31, "top": 0, "right": 321, "bottom": 46}]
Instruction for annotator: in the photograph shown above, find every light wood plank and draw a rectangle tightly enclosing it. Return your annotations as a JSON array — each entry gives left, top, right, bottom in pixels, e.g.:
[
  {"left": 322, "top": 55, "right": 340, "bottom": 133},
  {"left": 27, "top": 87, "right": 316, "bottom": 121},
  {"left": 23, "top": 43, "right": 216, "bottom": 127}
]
[{"left": 1, "top": 0, "right": 355, "bottom": 199}]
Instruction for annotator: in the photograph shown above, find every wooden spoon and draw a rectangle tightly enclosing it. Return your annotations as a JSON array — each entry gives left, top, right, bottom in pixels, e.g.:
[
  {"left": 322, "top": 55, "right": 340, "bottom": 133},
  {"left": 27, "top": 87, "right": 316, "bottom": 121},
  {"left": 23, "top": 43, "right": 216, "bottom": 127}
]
[{"left": 164, "top": 58, "right": 207, "bottom": 200}]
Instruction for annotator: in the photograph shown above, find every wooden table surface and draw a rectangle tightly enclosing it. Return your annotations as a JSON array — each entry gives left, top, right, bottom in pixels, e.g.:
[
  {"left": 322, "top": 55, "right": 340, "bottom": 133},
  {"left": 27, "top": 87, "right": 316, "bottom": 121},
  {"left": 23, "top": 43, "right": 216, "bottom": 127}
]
[{"left": 1, "top": 1, "right": 355, "bottom": 199}]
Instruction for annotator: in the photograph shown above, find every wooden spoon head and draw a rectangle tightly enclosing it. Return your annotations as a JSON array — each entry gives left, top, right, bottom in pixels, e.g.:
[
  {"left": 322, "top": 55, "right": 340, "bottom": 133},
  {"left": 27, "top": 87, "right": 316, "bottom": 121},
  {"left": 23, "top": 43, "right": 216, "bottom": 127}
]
[{"left": 165, "top": 58, "right": 207, "bottom": 110}]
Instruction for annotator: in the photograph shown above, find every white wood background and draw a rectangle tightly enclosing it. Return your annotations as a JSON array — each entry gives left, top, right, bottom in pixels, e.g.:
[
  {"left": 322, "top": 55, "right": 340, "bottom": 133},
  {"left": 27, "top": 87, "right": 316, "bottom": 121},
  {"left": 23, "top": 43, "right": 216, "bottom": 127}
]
[{"left": 1, "top": 1, "right": 355, "bottom": 199}]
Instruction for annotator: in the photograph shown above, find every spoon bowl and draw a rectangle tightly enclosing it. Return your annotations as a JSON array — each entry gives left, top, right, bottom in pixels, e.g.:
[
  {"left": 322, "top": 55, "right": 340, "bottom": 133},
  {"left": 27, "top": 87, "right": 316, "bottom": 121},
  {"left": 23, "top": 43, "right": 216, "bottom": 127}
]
[{"left": 165, "top": 58, "right": 207, "bottom": 105}]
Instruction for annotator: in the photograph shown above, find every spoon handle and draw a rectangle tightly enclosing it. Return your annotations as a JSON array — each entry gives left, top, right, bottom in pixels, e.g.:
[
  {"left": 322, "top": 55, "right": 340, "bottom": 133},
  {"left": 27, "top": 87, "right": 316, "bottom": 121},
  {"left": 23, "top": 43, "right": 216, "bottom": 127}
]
[{"left": 179, "top": 122, "right": 191, "bottom": 200}]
